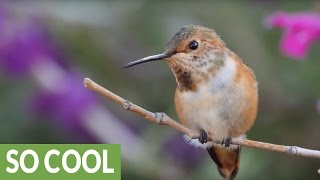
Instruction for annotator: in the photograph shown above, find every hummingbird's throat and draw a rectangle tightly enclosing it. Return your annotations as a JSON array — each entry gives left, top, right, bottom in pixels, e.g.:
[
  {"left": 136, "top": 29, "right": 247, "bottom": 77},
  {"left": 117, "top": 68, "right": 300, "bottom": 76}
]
[
  {"left": 172, "top": 67, "right": 196, "bottom": 92},
  {"left": 167, "top": 55, "right": 226, "bottom": 92},
  {"left": 165, "top": 58, "right": 195, "bottom": 91}
]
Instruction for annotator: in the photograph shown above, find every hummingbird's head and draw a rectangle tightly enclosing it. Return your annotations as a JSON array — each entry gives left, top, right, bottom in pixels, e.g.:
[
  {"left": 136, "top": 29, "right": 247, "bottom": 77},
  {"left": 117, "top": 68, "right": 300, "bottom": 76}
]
[{"left": 124, "top": 25, "right": 228, "bottom": 92}]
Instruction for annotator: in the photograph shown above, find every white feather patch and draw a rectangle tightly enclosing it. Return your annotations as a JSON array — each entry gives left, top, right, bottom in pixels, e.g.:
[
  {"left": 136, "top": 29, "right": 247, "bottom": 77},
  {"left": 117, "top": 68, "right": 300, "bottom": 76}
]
[{"left": 209, "top": 56, "right": 236, "bottom": 91}]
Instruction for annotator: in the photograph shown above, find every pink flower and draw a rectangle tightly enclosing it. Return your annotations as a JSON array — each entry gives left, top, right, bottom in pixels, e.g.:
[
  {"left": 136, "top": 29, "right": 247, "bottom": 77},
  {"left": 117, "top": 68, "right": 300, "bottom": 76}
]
[{"left": 265, "top": 12, "right": 320, "bottom": 60}]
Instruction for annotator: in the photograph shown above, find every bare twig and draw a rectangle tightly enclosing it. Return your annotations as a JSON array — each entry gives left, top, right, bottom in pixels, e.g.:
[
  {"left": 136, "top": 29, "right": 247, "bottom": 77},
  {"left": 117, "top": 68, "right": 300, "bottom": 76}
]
[{"left": 83, "top": 78, "right": 320, "bottom": 159}]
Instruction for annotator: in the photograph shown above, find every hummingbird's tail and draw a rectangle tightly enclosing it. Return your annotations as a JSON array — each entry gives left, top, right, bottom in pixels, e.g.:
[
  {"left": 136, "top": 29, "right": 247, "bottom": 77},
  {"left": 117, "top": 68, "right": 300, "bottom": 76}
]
[{"left": 207, "top": 146, "right": 241, "bottom": 180}]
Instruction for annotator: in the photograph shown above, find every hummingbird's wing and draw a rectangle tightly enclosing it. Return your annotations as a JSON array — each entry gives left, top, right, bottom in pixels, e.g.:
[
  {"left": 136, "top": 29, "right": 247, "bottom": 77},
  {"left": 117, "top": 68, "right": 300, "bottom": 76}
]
[{"left": 207, "top": 146, "right": 241, "bottom": 180}]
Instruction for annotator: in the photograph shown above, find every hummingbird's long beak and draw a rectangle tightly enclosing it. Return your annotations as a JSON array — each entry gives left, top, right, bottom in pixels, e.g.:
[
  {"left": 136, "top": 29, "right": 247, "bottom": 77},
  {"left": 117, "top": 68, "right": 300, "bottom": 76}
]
[{"left": 123, "top": 53, "right": 171, "bottom": 68}]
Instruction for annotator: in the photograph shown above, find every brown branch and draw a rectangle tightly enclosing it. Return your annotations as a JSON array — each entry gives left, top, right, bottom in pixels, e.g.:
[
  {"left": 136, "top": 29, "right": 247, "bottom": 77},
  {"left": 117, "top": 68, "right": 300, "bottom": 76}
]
[{"left": 83, "top": 78, "right": 320, "bottom": 160}]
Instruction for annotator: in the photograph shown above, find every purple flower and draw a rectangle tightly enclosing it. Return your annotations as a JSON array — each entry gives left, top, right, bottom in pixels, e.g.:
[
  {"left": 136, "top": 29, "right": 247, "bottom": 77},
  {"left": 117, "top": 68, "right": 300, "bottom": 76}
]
[
  {"left": 32, "top": 74, "right": 97, "bottom": 126},
  {"left": 162, "top": 135, "right": 205, "bottom": 170},
  {"left": 317, "top": 99, "right": 320, "bottom": 113},
  {"left": 0, "top": 7, "right": 5, "bottom": 27},
  {"left": 30, "top": 73, "right": 99, "bottom": 142},
  {"left": 0, "top": 12, "right": 58, "bottom": 76},
  {"left": 265, "top": 11, "right": 320, "bottom": 60}
]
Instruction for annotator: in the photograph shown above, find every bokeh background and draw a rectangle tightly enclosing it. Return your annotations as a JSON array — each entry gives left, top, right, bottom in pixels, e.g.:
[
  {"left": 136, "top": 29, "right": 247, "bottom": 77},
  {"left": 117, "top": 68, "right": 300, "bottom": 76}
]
[{"left": 0, "top": 1, "right": 319, "bottom": 179}]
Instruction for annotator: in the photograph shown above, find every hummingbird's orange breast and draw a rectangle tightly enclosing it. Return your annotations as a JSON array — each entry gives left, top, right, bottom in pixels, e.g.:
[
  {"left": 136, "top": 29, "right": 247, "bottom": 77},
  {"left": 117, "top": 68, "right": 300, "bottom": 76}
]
[{"left": 174, "top": 52, "right": 258, "bottom": 145}]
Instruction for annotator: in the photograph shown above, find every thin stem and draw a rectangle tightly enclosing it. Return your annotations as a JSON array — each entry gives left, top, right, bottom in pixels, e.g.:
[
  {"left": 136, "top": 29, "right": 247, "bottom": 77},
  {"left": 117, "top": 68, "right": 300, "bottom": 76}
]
[{"left": 83, "top": 78, "right": 320, "bottom": 160}]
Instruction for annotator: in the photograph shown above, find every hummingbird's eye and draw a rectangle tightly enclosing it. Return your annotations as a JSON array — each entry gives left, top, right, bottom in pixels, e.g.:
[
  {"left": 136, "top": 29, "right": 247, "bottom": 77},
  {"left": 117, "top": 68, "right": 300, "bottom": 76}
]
[{"left": 188, "top": 40, "right": 198, "bottom": 50}]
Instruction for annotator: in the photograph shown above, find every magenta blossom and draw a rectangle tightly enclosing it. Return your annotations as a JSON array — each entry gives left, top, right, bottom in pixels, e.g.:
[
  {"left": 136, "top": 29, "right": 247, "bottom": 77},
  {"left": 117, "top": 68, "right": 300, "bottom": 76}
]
[{"left": 265, "top": 12, "right": 320, "bottom": 60}]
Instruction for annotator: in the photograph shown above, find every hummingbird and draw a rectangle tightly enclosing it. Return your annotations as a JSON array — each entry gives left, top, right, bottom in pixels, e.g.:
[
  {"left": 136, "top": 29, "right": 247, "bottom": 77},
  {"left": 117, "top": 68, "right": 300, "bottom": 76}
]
[{"left": 124, "top": 25, "right": 258, "bottom": 180}]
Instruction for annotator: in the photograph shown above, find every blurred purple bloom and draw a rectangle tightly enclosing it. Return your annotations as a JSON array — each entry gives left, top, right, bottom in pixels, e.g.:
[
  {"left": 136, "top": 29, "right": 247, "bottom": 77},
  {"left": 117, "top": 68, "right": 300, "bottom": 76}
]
[
  {"left": 162, "top": 135, "right": 205, "bottom": 170},
  {"left": 32, "top": 74, "right": 97, "bottom": 126},
  {"left": 265, "top": 11, "right": 320, "bottom": 60},
  {"left": 0, "top": 12, "right": 58, "bottom": 76},
  {"left": 317, "top": 99, "right": 320, "bottom": 113},
  {"left": 0, "top": 7, "right": 5, "bottom": 26},
  {"left": 30, "top": 77, "right": 97, "bottom": 143}
]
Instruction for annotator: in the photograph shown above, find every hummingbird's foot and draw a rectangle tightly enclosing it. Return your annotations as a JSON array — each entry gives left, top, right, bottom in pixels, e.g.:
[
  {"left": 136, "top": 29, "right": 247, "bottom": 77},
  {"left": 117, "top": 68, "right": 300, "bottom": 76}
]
[
  {"left": 221, "top": 137, "right": 232, "bottom": 147},
  {"left": 154, "top": 112, "right": 165, "bottom": 124},
  {"left": 198, "top": 130, "right": 208, "bottom": 144}
]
